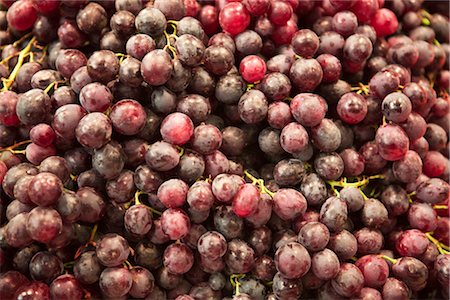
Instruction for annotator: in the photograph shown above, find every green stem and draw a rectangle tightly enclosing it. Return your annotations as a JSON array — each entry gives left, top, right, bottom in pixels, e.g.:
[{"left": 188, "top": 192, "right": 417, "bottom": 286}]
[
  {"left": 89, "top": 224, "right": 98, "bottom": 242},
  {"left": 433, "top": 205, "right": 448, "bottom": 210},
  {"left": 379, "top": 255, "right": 398, "bottom": 265},
  {"left": 0, "top": 139, "right": 32, "bottom": 153},
  {"left": 426, "top": 232, "right": 450, "bottom": 255},
  {"left": 2, "top": 37, "right": 36, "bottom": 91}
]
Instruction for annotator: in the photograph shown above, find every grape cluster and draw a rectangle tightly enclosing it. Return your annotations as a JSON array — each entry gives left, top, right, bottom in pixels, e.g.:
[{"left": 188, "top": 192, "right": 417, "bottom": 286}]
[{"left": 0, "top": 0, "right": 449, "bottom": 299}]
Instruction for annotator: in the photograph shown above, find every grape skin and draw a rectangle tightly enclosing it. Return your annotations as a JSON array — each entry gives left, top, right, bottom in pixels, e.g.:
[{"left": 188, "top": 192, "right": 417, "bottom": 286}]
[{"left": 0, "top": 1, "right": 449, "bottom": 299}]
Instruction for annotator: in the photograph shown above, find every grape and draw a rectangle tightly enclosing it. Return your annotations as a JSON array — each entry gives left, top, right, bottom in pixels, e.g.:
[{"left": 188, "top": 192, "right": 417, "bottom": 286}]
[
  {"left": 26, "top": 207, "right": 63, "bottom": 243},
  {"left": 5, "top": 212, "right": 33, "bottom": 248},
  {"left": 29, "top": 251, "right": 63, "bottom": 284},
  {"left": 129, "top": 267, "right": 154, "bottom": 298},
  {"left": 382, "top": 92, "right": 412, "bottom": 123},
  {"left": 0, "top": 270, "right": 30, "bottom": 299},
  {"left": 382, "top": 277, "right": 411, "bottom": 300},
  {"left": 272, "top": 188, "right": 307, "bottom": 221},
  {"left": 110, "top": 99, "right": 147, "bottom": 135},
  {"left": 6, "top": 200, "right": 33, "bottom": 221},
  {"left": 124, "top": 204, "right": 152, "bottom": 236},
  {"left": 392, "top": 257, "right": 429, "bottom": 291},
  {"left": 416, "top": 178, "right": 449, "bottom": 204},
  {"left": 355, "top": 255, "right": 389, "bottom": 288},
  {"left": 290, "top": 93, "right": 327, "bottom": 127},
  {"left": 225, "top": 239, "right": 255, "bottom": 273},
  {"left": 317, "top": 54, "right": 342, "bottom": 83},
  {"left": 375, "top": 124, "right": 409, "bottom": 161},
  {"left": 157, "top": 179, "right": 189, "bottom": 208},
  {"left": 396, "top": 229, "right": 429, "bottom": 257},
  {"left": 239, "top": 55, "right": 266, "bottom": 83},
  {"left": 337, "top": 92, "right": 368, "bottom": 125},
  {"left": 99, "top": 267, "right": 133, "bottom": 298},
  {"left": 161, "top": 208, "right": 191, "bottom": 240},
  {"left": 232, "top": 183, "right": 260, "bottom": 217},
  {"left": 0, "top": 91, "right": 20, "bottom": 126},
  {"left": 14, "top": 281, "right": 50, "bottom": 300},
  {"left": 272, "top": 272, "right": 302, "bottom": 300},
  {"left": 175, "top": 34, "right": 205, "bottom": 67},
  {"left": 163, "top": 243, "right": 194, "bottom": 275},
  {"left": 160, "top": 112, "right": 194, "bottom": 146},
  {"left": 260, "top": 72, "right": 291, "bottom": 102},
  {"left": 291, "top": 29, "right": 319, "bottom": 58},
  {"left": 16, "top": 89, "right": 51, "bottom": 126},
  {"left": 13, "top": 175, "right": 35, "bottom": 205},
  {"left": 177, "top": 94, "right": 211, "bottom": 124},
  {"left": 339, "top": 149, "right": 365, "bottom": 178},
  {"left": 314, "top": 152, "right": 344, "bottom": 181},
  {"left": 297, "top": 222, "right": 330, "bottom": 252},
  {"left": 273, "top": 158, "right": 306, "bottom": 186},
  {"left": 219, "top": 2, "right": 250, "bottom": 36},
  {"left": 177, "top": 151, "right": 205, "bottom": 183},
  {"left": 380, "top": 185, "right": 410, "bottom": 216},
  {"left": 289, "top": 58, "right": 323, "bottom": 92},
  {"left": 50, "top": 274, "right": 83, "bottom": 300},
  {"left": 28, "top": 172, "right": 62, "bottom": 207},
  {"left": 331, "top": 263, "right": 364, "bottom": 297},
  {"left": 86, "top": 50, "right": 119, "bottom": 83},
  {"left": 300, "top": 173, "right": 327, "bottom": 207},
  {"left": 235, "top": 30, "right": 263, "bottom": 55},
  {"left": 328, "top": 230, "right": 358, "bottom": 261},
  {"left": 7, "top": 0, "right": 38, "bottom": 31},
  {"left": 221, "top": 126, "right": 247, "bottom": 156},
  {"left": 96, "top": 233, "right": 130, "bottom": 267},
  {"left": 355, "top": 228, "right": 384, "bottom": 255},
  {"left": 203, "top": 45, "right": 235, "bottom": 76},
  {"left": 268, "top": 0, "right": 292, "bottom": 26},
  {"left": 407, "top": 202, "right": 438, "bottom": 232},
  {"left": 311, "top": 248, "right": 340, "bottom": 280},
  {"left": 361, "top": 198, "right": 388, "bottom": 229},
  {"left": 310, "top": 119, "right": 342, "bottom": 152},
  {"left": 319, "top": 196, "right": 348, "bottom": 233}
]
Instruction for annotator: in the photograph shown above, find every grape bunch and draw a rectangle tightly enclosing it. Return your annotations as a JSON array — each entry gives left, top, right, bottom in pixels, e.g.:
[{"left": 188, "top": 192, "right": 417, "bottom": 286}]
[{"left": 0, "top": 0, "right": 449, "bottom": 299}]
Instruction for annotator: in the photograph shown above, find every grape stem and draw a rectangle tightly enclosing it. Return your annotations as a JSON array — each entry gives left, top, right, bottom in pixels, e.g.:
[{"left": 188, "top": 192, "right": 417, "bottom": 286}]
[
  {"left": 133, "top": 190, "right": 162, "bottom": 216},
  {"left": 43, "top": 80, "right": 65, "bottom": 94},
  {"left": 421, "top": 9, "right": 432, "bottom": 26},
  {"left": 115, "top": 53, "right": 129, "bottom": 64},
  {"left": 37, "top": 45, "right": 48, "bottom": 64},
  {"left": 407, "top": 191, "right": 416, "bottom": 204},
  {"left": 0, "top": 52, "right": 21, "bottom": 66},
  {"left": 63, "top": 261, "right": 75, "bottom": 269},
  {"left": 176, "top": 146, "right": 185, "bottom": 157},
  {"left": 379, "top": 255, "right": 398, "bottom": 265},
  {"left": 426, "top": 232, "right": 450, "bottom": 255},
  {"left": 327, "top": 175, "right": 385, "bottom": 189},
  {"left": 2, "top": 37, "right": 36, "bottom": 91},
  {"left": 304, "top": 162, "right": 313, "bottom": 173},
  {"left": 359, "top": 189, "right": 369, "bottom": 201},
  {"left": 0, "top": 139, "right": 32, "bottom": 154},
  {"left": 74, "top": 224, "right": 98, "bottom": 259},
  {"left": 163, "top": 23, "right": 178, "bottom": 59},
  {"left": 433, "top": 205, "right": 448, "bottom": 210},
  {"left": 122, "top": 260, "right": 133, "bottom": 269},
  {"left": 230, "top": 274, "right": 246, "bottom": 296},
  {"left": 88, "top": 224, "right": 98, "bottom": 243},
  {"left": 12, "top": 32, "right": 33, "bottom": 47},
  {"left": 353, "top": 83, "right": 369, "bottom": 95},
  {"left": 243, "top": 170, "right": 275, "bottom": 197}
]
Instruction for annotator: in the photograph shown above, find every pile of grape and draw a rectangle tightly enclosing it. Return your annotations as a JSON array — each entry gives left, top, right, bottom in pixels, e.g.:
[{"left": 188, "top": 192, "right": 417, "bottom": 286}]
[{"left": 0, "top": 0, "right": 449, "bottom": 299}]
